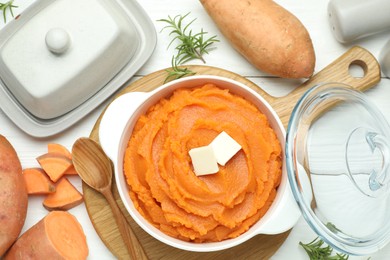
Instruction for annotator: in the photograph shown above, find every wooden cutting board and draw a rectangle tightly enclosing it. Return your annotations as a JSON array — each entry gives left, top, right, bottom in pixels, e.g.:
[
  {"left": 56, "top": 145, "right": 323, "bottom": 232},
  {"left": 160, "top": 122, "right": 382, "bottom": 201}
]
[{"left": 83, "top": 46, "right": 380, "bottom": 259}]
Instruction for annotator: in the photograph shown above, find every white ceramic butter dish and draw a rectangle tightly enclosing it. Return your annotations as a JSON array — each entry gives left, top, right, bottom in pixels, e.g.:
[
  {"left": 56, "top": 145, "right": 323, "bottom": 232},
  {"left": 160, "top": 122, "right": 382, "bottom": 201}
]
[{"left": 0, "top": 0, "right": 156, "bottom": 137}]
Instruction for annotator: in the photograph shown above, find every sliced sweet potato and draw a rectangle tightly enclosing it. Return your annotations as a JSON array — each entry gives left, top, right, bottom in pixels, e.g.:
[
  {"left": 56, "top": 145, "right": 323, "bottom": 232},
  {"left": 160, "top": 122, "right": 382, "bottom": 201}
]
[
  {"left": 0, "top": 135, "right": 28, "bottom": 256},
  {"left": 43, "top": 143, "right": 79, "bottom": 176},
  {"left": 4, "top": 211, "right": 89, "bottom": 260},
  {"left": 64, "top": 165, "right": 79, "bottom": 175},
  {"left": 43, "top": 177, "right": 83, "bottom": 211},
  {"left": 37, "top": 153, "right": 73, "bottom": 182},
  {"left": 23, "top": 168, "right": 56, "bottom": 195},
  {"left": 47, "top": 143, "right": 72, "bottom": 159}
]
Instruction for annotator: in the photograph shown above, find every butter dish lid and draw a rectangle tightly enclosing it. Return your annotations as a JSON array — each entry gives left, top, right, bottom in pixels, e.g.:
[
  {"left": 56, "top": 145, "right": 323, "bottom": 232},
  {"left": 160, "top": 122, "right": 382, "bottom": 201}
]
[
  {"left": 286, "top": 83, "right": 390, "bottom": 255},
  {"left": 0, "top": 0, "right": 156, "bottom": 137}
]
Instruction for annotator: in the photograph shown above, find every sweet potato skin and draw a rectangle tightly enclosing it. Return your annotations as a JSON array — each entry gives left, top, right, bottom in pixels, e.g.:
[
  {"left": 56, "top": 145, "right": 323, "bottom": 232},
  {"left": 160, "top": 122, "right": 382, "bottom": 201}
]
[
  {"left": 0, "top": 135, "right": 28, "bottom": 257},
  {"left": 200, "top": 0, "right": 316, "bottom": 78}
]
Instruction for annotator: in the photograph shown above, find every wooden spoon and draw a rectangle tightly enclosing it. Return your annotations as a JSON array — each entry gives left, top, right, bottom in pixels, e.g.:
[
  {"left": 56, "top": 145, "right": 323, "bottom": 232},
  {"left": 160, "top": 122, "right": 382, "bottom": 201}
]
[{"left": 72, "top": 137, "right": 148, "bottom": 260}]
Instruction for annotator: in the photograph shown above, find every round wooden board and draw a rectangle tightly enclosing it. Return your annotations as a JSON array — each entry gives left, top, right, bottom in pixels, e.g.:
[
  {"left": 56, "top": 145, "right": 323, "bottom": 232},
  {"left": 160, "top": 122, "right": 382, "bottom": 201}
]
[
  {"left": 83, "top": 46, "right": 381, "bottom": 259},
  {"left": 83, "top": 65, "right": 291, "bottom": 260}
]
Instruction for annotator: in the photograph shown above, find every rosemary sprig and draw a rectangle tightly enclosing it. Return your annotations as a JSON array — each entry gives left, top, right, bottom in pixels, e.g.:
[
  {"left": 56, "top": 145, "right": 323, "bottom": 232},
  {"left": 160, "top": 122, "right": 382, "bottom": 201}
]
[
  {"left": 164, "top": 56, "right": 196, "bottom": 83},
  {"left": 158, "top": 12, "right": 219, "bottom": 64},
  {"left": 0, "top": 0, "right": 17, "bottom": 23},
  {"left": 299, "top": 237, "right": 349, "bottom": 260}
]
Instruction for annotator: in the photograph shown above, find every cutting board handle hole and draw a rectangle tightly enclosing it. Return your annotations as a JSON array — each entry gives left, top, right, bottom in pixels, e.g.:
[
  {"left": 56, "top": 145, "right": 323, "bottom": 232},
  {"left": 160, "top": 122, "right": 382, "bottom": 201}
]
[{"left": 349, "top": 60, "right": 367, "bottom": 78}]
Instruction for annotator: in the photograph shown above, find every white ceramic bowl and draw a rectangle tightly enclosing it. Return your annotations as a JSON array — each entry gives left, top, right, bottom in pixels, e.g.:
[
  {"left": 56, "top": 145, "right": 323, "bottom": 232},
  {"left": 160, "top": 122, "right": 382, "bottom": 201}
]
[{"left": 99, "top": 75, "right": 300, "bottom": 252}]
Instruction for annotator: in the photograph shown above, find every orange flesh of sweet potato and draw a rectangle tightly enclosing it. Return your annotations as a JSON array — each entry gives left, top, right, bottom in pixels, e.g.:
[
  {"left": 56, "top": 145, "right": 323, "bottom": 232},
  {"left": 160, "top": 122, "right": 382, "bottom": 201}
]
[
  {"left": 37, "top": 153, "right": 73, "bottom": 182},
  {"left": 48, "top": 143, "right": 72, "bottom": 159},
  {"left": 200, "top": 0, "right": 316, "bottom": 78},
  {"left": 64, "top": 165, "right": 79, "bottom": 175},
  {"left": 4, "top": 211, "right": 89, "bottom": 260},
  {"left": 47, "top": 143, "right": 79, "bottom": 175},
  {"left": 0, "top": 135, "right": 28, "bottom": 256},
  {"left": 43, "top": 177, "right": 83, "bottom": 211},
  {"left": 23, "top": 168, "right": 56, "bottom": 195}
]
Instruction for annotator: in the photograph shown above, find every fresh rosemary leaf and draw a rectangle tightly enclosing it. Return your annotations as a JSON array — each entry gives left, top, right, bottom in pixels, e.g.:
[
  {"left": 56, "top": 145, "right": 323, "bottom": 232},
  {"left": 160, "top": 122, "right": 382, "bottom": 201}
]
[
  {"left": 164, "top": 56, "right": 196, "bottom": 83},
  {"left": 0, "top": 0, "right": 18, "bottom": 23},
  {"left": 158, "top": 12, "right": 219, "bottom": 65},
  {"left": 299, "top": 237, "right": 349, "bottom": 260}
]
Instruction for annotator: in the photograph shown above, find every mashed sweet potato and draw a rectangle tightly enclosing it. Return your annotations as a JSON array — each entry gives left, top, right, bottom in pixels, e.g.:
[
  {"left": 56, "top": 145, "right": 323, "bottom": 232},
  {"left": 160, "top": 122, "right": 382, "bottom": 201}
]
[{"left": 123, "top": 83, "right": 282, "bottom": 242}]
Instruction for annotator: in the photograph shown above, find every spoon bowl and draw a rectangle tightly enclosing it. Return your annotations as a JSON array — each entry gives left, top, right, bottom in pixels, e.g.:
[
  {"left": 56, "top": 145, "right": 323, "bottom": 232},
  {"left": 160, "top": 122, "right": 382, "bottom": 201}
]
[
  {"left": 72, "top": 138, "right": 112, "bottom": 192},
  {"left": 72, "top": 137, "right": 148, "bottom": 260}
]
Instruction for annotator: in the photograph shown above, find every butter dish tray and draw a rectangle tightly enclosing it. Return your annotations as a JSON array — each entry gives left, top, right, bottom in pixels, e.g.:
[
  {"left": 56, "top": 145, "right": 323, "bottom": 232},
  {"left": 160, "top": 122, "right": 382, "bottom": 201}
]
[{"left": 0, "top": 0, "right": 157, "bottom": 137}]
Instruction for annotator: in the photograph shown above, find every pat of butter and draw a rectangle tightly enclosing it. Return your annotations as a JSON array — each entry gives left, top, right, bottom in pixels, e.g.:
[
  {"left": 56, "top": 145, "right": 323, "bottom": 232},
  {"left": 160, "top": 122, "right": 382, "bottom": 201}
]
[
  {"left": 189, "top": 146, "right": 219, "bottom": 176},
  {"left": 210, "top": 131, "right": 242, "bottom": 166}
]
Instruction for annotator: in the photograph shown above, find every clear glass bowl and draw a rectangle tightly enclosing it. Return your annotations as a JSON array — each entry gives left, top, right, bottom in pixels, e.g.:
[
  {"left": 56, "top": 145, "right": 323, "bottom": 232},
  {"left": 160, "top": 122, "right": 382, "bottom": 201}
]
[{"left": 286, "top": 83, "right": 390, "bottom": 255}]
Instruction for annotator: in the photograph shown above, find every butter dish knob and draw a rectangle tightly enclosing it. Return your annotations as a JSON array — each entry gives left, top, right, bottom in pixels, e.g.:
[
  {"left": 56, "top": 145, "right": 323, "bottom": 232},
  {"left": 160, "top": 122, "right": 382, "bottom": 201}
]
[{"left": 45, "top": 28, "right": 71, "bottom": 54}]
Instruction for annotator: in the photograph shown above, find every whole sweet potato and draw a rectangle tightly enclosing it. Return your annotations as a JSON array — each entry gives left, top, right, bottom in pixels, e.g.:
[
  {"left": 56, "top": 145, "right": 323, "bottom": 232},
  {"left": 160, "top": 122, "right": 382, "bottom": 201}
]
[
  {"left": 200, "top": 0, "right": 316, "bottom": 78},
  {"left": 0, "top": 135, "right": 28, "bottom": 256}
]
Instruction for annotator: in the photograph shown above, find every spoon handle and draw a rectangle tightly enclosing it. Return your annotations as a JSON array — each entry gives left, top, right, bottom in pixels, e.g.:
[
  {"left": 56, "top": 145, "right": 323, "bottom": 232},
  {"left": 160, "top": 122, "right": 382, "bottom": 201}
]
[{"left": 102, "top": 188, "right": 148, "bottom": 260}]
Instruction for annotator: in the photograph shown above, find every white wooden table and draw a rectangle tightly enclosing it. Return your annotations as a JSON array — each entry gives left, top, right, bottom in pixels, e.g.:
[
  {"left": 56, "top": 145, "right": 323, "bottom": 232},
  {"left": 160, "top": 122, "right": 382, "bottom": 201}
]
[{"left": 1, "top": 0, "right": 390, "bottom": 259}]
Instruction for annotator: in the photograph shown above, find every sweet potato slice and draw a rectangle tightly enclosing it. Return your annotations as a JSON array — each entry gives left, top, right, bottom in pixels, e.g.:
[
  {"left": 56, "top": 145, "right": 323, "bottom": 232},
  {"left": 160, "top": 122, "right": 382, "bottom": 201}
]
[
  {"left": 0, "top": 135, "right": 28, "bottom": 256},
  {"left": 44, "top": 144, "right": 79, "bottom": 175},
  {"left": 64, "top": 165, "right": 79, "bottom": 175},
  {"left": 48, "top": 143, "right": 72, "bottom": 159},
  {"left": 4, "top": 211, "right": 89, "bottom": 260},
  {"left": 43, "top": 177, "right": 83, "bottom": 211},
  {"left": 23, "top": 168, "right": 56, "bottom": 195},
  {"left": 37, "top": 153, "right": 73, "bottom": 182}
]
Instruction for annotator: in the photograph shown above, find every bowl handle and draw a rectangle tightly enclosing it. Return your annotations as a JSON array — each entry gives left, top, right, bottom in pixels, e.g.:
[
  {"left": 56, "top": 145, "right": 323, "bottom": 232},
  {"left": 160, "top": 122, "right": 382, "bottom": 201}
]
[
  {"left": 99, "top": 92, "right": 149, "bottom": 161},
  {"left": 259, "top": 180, "right": 301, "bottom": 234}
]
